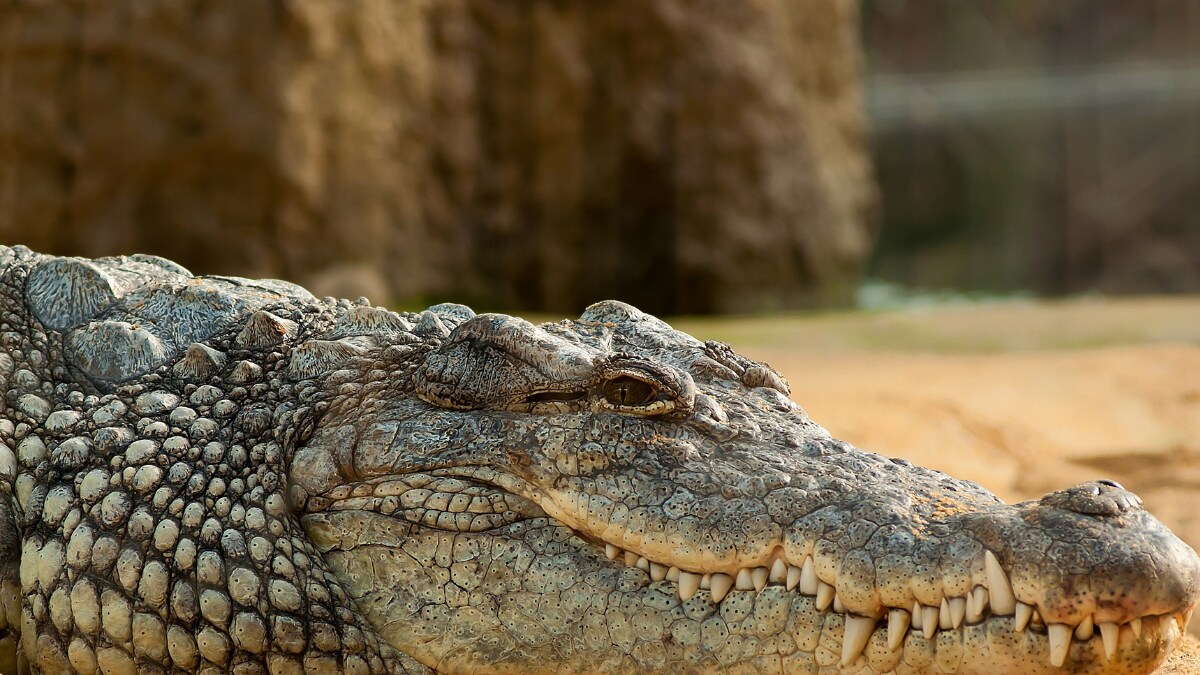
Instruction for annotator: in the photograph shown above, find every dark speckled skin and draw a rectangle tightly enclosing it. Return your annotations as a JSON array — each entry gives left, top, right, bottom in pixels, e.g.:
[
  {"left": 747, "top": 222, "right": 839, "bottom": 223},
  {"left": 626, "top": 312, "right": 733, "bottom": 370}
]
[{"left": 0, "top": 245, "right": 1195, "bottom": 674}]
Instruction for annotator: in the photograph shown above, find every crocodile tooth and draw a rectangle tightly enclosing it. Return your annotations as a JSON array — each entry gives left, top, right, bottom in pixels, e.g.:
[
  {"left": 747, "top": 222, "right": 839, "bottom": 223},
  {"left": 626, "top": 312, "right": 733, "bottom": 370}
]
[
  {"left": 786, "top": 565, "right": 802, "bottom": 591},
  {"left": 1141, "top": 615, "right": 1157, "bottom": 634},
  {"left": 700, "top": 574, "right": 712, "bottom": 590},
  {"left": 768, "top": 559, "right": 787, "bottom": 584},
  {"left": 911, "top": 602, "right": 924, "bottom": 631},
  {"left": 650, "top": 562, "right": 668, "bottom": 582},
  {"left": 922, "top": 605, "right": 938, "bottom": 639},
  {"left": 949, "top": 597, "right": 966, "bottom": 629},
  {"left": 624, "top": 551, "right": 638, "bottom": 567},
  {"left": 833, "top": 595, "right": 846, "bottom": 613},
  {"left": 1099, "top": 621, "right": 1118, "bottom": 660},
  {"left": 678, "top": 572, "right": 701, "bottom": 601},
  {"left": 635, "top": 556, "right": 650, "bottom": 572},
  {"left": 1130, "top": 617, "right": 1142, "bottom": 638},
  {"left": 939, "top": 598, "right": 953, "bottom": 629},
  {"left": 985, "top": 551, "right": 1017, "bottom": 614},
  {"left": 666, "top": 566, "right": 680, "bottom": 582},
  {"left": 710, "top": 573, "right": 734, "bottom": 602},
  {"left": 1048, "top": 624, "right": 1072, "bottom": 667},
  {"left": 1074, "top": 614, "right": 1093, "bottom": 640},
  {"left": 605, "top": 544, "right": 621, "bottom": 560},
  {"left": 968, "top": 586, "right": 988, "bottom": 622},
  {"left": 1015, "top": 602, "right": 1033, "bottom": 632},
  {"left": 841, "top": 615, "right": 876, "bottom": 666},
  {"left": 800, "top": 558, "right": 818, "bottom": 595},
  {"left": 888, "top": 608, "right": 910, "bottom": 650},
  {"left": 735, "top": 568, "right": 754, "bottom": 591},
  {"left": 816, "top": 582, "right": 836, "bottom": 611},
  {"left": 751, "top": 567, "right": 769, "bottom": 592}
]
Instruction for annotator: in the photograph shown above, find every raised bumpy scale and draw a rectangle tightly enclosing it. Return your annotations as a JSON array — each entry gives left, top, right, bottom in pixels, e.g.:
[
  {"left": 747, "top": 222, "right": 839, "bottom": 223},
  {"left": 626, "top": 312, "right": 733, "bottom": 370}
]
[{"left": 0, "top": 245, "right": 1196, "bottom": 674}]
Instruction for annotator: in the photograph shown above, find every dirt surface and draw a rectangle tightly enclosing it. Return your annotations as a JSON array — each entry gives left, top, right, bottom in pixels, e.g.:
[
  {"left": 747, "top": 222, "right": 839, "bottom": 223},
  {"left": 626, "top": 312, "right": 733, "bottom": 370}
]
[{"left": 677, "top": 296, "right": 1200, "bottom": 673}]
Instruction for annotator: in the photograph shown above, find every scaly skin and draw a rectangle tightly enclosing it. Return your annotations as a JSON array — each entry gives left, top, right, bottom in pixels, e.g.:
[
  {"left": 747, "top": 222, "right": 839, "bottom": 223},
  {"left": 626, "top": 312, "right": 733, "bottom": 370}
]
[{"left": 0, "top": 245, "right": 1196, "bottom": 674}]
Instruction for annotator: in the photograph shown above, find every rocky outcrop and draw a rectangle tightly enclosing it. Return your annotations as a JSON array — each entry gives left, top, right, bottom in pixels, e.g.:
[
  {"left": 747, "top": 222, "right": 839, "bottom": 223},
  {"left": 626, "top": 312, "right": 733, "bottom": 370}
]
[{"left": 0, "top": 0, "right": 875, "bottom": 314}]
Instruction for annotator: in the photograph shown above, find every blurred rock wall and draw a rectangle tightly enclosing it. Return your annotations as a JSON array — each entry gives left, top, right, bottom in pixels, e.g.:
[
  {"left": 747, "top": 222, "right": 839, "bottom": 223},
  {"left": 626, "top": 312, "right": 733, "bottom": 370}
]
[{"left": 0, "top": 0, "right": 876, "bottom": 314}]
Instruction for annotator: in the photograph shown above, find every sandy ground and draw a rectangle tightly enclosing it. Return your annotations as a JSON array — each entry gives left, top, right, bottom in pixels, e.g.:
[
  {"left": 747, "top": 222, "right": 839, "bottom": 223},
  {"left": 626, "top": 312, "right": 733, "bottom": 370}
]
[{"left": 674, "top": 296, "right": 1200, "bottom": 673}]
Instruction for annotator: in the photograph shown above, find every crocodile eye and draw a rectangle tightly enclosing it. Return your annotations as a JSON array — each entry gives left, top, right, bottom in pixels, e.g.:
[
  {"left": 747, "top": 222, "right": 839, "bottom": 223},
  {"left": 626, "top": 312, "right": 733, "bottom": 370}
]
[{"left": 601, "top": 376, "right": 657, "bottom": 407}]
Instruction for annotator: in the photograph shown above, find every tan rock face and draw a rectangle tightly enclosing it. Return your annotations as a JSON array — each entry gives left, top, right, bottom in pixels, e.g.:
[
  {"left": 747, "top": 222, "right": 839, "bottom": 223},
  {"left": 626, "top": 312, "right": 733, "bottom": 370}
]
[{"left": 0, "top": 0, "right": 875, "bottom": 314}]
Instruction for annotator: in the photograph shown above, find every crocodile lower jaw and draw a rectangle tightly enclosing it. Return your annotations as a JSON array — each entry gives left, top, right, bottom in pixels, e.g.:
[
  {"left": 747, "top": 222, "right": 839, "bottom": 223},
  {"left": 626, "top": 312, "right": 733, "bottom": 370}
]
[
  {"left": 305, "top": 471, "right": 1193, "bottom": 672},
  {"left": 308, "top": 492, "right": 1192, "bottom": 673},
  {"left": 601, "top": 539, "right": 1192, "bottom": 669}
]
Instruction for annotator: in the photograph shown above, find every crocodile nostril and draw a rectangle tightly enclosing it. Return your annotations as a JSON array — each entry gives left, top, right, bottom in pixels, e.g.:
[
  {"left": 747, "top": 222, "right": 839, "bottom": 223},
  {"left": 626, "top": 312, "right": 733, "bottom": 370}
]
[{"left": 1097, "top": 479, "right": 1124, "bottom": 489}]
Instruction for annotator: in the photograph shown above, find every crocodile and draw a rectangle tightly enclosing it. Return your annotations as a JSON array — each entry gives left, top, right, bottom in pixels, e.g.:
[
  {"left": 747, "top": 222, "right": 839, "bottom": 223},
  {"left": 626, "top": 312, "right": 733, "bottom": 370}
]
[{"left": 0, "top": 244, "right": 1196, "bottom": 675}]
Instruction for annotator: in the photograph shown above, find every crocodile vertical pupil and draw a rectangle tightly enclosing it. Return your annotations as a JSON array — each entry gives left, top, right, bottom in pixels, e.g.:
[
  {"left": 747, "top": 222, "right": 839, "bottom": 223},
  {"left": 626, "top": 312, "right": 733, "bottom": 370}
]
[{"left": 602, "top": 376, "right": 656, "bottom": 406}]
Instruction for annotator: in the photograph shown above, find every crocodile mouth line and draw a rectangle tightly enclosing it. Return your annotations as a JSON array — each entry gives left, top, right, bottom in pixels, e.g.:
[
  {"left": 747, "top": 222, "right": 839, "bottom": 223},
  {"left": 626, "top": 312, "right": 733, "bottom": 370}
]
[
  {"left": 308, "top": 476, "right": 1193, "bottom": 670},
  {"left": 303, "top": 473, "right": 541, "bottom": 533},
  {"left": 598, "top": 540, "right": 1192, "bottom": 668}
]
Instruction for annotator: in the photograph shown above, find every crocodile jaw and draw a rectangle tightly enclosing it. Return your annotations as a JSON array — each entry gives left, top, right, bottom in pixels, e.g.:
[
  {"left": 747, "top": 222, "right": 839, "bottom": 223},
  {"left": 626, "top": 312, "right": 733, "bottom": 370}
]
[
  {"left": 302, "top": 507, "right": 1194, "bottom": 674},
  {"left": 295, "top": 430, "right": 1200, "bottom": 674}
]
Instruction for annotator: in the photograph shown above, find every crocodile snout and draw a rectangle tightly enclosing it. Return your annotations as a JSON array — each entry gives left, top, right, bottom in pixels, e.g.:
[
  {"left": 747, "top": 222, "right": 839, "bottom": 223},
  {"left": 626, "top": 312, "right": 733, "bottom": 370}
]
[{"left": 1039, "top": 480, "right": 1145, "bottom": 517}]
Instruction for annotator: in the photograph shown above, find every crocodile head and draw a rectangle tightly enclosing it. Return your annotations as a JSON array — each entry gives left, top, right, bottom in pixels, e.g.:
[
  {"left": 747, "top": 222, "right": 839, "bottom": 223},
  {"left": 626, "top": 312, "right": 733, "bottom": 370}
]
[
  {"left": 1, "top": 247, "right": 1197, "bottom": 674},
  {"left": 293, "top": 302, "right": 1200, "bottom": 674}
]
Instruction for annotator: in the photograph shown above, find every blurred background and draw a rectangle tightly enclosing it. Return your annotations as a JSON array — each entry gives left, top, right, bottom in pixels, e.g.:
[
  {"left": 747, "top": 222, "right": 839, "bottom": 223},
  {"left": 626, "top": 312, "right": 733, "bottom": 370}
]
[
  {"left": 2, "top": 1, "right": 1198, "bottom": 314},
  {"left": 863, "top": 0, "right": 1200, "bottom": 305}
]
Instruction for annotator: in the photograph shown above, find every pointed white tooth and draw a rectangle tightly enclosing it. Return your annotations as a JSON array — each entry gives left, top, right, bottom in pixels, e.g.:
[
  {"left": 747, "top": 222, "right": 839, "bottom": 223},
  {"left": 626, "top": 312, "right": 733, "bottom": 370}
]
[
  {"left": 624, "top": 551, "right": 639, "bottom": 567},
  {"left": 678, "top": 572, "right": 701, "bottom": 601},
  {"left": 800, "top": 558, "right": 818, "bottom": 595},
  {"left": 888, "top": 609, "right": 910, "bottom": 651},
  {"left": 1074, "top": 614, "right": 1093, "bottom": 640},
  {"left": 984, "top": 551, "right": 1017, "bottom": 615},
  {"left": 911, "top": 602, "right": 924, "bottom": 630},
  {"left": 700, "top": 573, "right": 712, "bottom": 590},
  {"left": 1048, "top": 624, "right": 1072, "bottom": 667},
  {"left": 1141, "top": 615, "right": 1157, "bottom": 635},
  {"left": 1015, "top": 602, "right": 1033, "bottom": 632},
  {"left": 938, "top": 598, "right": 953, "bottom": 629},
  {"left": 650, "top": 562, "right": 668, "bottom": 582},
  {"left": 710, "top": 573, "right": 734, "bottom": 602},
  {"left": 666, "top": 566, "right": 680, "bottom": 582},
  {"left": 949, "top": 597, "right": 966, "bottom": 629},
  {"left": 752, "top": 567, "right": 769, "bottom": 592},
  {"left": 816, "top": 581, "right": 836, "bottom": 611},
  {"left": 841, "top": 615, "right": 877, "bottom": 666},
  {"left": 968, "top": 586, "right": 988, "bottom": 621},
  {"left": 635, "top": 556, "right": 650, "bottom": 571},
  {"left": 605, "top": 544, "right": 621, "bottom": 560},
  {"left": 922, "top": 605, "right": 938, "bottom": 639},
  {"left": 1099, "top": 621, "right": 1118, "bottom": 660},
  {"left": 833, "top": 595, "right": 846, "bottom": 613},
  {"left": 735, "top": 568, "right": 755, "bottom": 591},
  {"left": 769, "top": 559, "right": 788, "bottom": 583},
  {"left": 1130, "top": 617, "right": 1142, "bottom": 638},
  {"left": 786, "top": 565, "right": 802, "bottom": 591}
]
